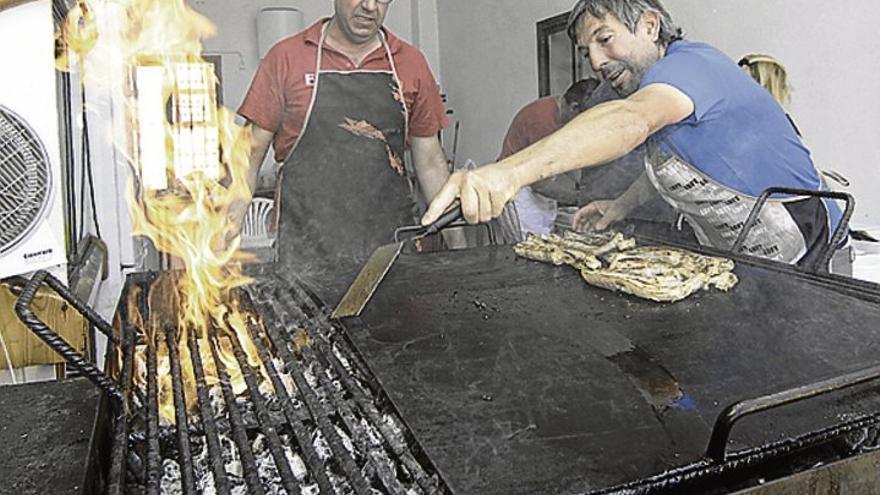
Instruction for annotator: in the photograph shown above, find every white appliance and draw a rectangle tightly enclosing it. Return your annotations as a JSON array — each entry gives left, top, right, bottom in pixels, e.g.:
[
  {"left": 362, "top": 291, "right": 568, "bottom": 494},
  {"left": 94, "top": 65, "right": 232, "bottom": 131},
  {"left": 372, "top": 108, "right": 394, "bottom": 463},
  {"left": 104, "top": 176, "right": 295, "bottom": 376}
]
[
  {"left": 257, "top": 7, "right": 304, "bottom": 59},
  {"left": 0, "top": 0, "right": 67, "bottom": 281},
  {"left": 853, "top": 227, "right": 880, "bottom": 284}
]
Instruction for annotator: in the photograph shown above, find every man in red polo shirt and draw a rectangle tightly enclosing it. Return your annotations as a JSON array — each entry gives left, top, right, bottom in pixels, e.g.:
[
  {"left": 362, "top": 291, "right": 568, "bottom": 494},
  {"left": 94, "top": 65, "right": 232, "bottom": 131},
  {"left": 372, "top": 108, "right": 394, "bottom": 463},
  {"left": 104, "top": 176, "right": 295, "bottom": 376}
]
[{"left": 238, "top": 0, "right": 450, "bottom": 300}]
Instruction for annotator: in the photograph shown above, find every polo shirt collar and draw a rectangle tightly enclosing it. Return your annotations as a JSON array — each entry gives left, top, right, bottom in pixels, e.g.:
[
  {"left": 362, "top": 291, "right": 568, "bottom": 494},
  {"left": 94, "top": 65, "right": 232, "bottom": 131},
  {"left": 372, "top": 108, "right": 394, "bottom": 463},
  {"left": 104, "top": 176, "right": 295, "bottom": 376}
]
[{"left": 303, "top": 17, "right": 403, "bottom": 55}]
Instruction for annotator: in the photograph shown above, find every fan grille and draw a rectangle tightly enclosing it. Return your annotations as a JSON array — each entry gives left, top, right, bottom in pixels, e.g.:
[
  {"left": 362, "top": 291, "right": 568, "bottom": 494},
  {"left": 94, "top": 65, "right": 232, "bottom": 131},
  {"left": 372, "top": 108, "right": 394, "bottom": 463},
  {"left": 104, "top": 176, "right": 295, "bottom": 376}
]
[{"left": 0, "top": 105, "right": 51, "bottom": 254}]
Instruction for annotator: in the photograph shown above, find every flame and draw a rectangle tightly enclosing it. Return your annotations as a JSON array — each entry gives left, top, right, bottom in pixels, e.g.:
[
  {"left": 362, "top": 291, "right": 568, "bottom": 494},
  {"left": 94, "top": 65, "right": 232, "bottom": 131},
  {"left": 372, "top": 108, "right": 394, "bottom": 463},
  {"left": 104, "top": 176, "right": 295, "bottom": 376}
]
[{"left": 59, "top": 0, "right": 266, "bottom": 425}]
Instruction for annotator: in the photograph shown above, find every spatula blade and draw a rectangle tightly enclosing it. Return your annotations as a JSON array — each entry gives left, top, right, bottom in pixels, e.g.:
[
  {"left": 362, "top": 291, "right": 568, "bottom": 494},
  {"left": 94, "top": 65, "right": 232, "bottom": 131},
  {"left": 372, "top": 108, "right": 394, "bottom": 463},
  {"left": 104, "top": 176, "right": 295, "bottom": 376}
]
[{"left": 331, "top": 242, "right": 404, "bottom": 319}]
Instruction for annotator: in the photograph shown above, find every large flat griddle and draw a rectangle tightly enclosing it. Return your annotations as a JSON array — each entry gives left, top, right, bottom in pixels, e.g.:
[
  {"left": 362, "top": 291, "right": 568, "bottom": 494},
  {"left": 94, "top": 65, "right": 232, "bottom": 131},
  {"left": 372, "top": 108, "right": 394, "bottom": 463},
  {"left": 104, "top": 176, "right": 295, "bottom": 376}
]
[{"left": 340, "top": 245, "right": 880, "bottom": 494}]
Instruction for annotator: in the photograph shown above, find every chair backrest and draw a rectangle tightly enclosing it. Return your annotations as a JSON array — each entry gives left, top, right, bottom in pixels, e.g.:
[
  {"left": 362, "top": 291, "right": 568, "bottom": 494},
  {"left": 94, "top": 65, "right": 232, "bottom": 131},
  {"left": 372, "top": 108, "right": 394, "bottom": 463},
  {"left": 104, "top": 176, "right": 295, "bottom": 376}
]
[{"left": 242, "top": 197, "right": 274, "bottom": 239}]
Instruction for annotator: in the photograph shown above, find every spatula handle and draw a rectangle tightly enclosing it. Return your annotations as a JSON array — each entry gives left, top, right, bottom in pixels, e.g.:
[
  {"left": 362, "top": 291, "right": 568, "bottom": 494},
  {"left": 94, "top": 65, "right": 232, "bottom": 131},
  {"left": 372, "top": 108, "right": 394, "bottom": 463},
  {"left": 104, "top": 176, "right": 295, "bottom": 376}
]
[{"left": 423, "top": 206, "right": 463, "bottom": 236}]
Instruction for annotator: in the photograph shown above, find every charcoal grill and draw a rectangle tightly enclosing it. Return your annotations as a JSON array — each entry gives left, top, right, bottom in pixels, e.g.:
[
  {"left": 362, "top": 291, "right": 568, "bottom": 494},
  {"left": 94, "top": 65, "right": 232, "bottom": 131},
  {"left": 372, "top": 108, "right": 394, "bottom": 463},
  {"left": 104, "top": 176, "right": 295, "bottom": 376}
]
[
  {"left": 14, "top": 237, "right": 880, "bottom": 494},
  {"left": 338, "top": 241, "right": 880, "bottom": 494},
  {"left": 15, "top": 269, "right": 449, "bottom": 494}
]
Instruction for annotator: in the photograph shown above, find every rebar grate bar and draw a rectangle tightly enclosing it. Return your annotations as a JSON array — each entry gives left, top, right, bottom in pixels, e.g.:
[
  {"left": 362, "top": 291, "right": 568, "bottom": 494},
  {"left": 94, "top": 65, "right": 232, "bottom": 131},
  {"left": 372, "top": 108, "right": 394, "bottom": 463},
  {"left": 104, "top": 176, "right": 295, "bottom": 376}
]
[
  {"left": 165, "top": 325, "right": 197, "bottom": 494},
  {"left": 206, "top": 330, "right": 267, "bottom": 495},
  {"left": 108, "top": 313, "right": 135, "bottom": 495},
  {"left": 186, "top": 328, "right": 232, "bottom": 495},
  {"left": 143, "top": 289, "right": 162, "bottom": 495}
]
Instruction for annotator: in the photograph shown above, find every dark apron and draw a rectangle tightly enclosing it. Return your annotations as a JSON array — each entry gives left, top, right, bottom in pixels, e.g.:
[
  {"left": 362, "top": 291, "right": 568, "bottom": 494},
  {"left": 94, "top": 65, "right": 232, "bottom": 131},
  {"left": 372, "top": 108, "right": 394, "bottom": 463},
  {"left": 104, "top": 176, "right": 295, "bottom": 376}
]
[{"left": 275, "top": 25, "right": 413, "bottom": 302}]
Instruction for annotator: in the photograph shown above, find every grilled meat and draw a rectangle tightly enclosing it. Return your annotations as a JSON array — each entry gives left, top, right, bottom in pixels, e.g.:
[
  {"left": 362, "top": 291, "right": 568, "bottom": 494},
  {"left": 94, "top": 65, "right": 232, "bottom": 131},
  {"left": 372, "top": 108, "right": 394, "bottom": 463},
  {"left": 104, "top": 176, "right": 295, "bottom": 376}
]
[{"left": 515, "top": 231, "right": 738, "bottom": 302}]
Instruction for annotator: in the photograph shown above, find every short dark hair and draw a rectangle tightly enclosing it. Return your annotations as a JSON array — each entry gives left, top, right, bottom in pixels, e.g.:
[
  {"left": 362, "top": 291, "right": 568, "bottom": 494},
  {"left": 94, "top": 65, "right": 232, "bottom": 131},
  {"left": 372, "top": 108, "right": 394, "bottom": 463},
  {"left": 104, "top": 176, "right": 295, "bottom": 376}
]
[
  {"left": 566, "top": 0, "right": 683, "bottom": 47},
  {"left": 563, "top": 78, "right": 601, "bottom": 107}
]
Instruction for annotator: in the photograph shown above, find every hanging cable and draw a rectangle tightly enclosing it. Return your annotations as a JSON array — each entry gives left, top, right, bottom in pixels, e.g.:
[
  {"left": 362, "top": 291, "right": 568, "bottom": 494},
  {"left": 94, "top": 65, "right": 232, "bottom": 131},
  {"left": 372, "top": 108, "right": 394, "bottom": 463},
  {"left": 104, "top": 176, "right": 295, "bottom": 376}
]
[{"left": 79, "top": 81, "right": 102, "bottom": 241}]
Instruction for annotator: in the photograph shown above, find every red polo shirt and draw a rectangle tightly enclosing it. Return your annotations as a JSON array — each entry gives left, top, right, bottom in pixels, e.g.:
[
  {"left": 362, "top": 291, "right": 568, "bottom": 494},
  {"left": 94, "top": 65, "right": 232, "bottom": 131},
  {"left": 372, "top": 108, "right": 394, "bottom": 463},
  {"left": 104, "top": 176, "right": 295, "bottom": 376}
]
[
  {"left": 239, "top": 18, "right": 449, "bottom": 162},
  {"left": 498, "top": 96, "right": 561, "bottom": 160}
]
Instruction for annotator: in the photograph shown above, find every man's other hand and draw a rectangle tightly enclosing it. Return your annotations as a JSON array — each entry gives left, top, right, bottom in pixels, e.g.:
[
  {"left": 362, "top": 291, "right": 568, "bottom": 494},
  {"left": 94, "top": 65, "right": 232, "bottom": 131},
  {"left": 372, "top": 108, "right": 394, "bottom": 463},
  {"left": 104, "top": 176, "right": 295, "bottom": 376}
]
[
  {"left": 573, "top": 199, "right": 626, "bottom": 232},
  {"left": 421, "top": 166, "right": 518, "bottom": 225}
]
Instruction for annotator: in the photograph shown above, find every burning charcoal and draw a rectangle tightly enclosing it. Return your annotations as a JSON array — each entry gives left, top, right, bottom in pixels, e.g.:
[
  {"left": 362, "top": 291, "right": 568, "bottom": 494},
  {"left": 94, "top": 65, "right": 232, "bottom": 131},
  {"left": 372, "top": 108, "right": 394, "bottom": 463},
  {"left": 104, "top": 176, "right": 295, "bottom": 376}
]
[
  {"left": 335, "top": 424, "right": 357, "bottom": 456},
  {"left": 313, "top": 429, "right": 332, "bottom": 460},
  {"left": 303, "top": 364, "right": 320, "bottom": 389},
  {"left": 279, "top": 371, "right": 298, "bottom": 397},
  {"left": 209, "top": 386, "right": 226, "bottom": 417},
  {"left": 219, "top": 433, "right": 244, "bottom": 478},
  {"left": 361, "top": 418, "right": 383, "bottom": 446},
  {"left": 160, "top": 458, "right": 183, "bottom": 495},
  {"left": 282, "top": 441, "right": 308, "bottom": 481},
  {"left": 258, "top": 378, "right": 274, "bottom": 398}
]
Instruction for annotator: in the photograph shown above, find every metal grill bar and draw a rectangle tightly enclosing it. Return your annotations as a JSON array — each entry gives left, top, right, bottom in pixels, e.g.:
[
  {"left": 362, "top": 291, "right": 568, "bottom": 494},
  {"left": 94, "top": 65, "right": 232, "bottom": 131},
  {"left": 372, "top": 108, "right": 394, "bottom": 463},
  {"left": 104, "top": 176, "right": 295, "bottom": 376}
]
[
  {"left": 258, "top": 298, "right": 373, "bottom": 494},
  {"left": 278, "top": 281, "right": 441, "bottom": 494},
  {"left": 144, "top": 322, "right": 161, "bottom": 495},
  {"left": 186, "top": 328, "right": 232, "bottom": 495},
  {"left": 108, "top": 307, "right": 136, "bottom": 495},
  {"left": 242, "top": 315, "right": 337, "bottom": 493},
  {"left": 224, "top": 320, "right": 301, "bottom": 495},
  {"left": 14, "top": 271, "right": 123, "bottom": 402},
  {"left": 164, "top": 325, "right": 197, "bottom": 494},
  {"left": 206, "top": 330, "right": 267, "bottom": 495}
]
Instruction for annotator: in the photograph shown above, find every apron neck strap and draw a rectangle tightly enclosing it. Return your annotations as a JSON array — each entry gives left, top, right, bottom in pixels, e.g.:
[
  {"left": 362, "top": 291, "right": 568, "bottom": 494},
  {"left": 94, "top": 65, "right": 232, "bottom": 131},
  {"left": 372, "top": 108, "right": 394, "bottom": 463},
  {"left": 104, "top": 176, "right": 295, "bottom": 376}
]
[{"left": 315, "top": 21, "right": 409, "bottom": 143}]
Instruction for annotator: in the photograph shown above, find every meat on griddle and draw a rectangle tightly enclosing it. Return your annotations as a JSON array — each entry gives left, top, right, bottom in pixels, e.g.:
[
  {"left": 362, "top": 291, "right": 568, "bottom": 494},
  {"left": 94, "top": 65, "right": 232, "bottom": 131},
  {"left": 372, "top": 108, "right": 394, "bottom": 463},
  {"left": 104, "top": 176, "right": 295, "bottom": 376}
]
[{"left": 515, "top": 231, "right": 738, "bottom": 302}]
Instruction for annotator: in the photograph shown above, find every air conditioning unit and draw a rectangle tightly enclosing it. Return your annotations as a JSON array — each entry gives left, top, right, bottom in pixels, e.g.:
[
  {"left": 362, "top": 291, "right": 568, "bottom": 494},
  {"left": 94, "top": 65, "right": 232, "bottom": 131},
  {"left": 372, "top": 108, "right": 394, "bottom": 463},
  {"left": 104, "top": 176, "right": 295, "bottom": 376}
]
[{"left": 0, "top": 0, "right": 67, "bottom": 281}]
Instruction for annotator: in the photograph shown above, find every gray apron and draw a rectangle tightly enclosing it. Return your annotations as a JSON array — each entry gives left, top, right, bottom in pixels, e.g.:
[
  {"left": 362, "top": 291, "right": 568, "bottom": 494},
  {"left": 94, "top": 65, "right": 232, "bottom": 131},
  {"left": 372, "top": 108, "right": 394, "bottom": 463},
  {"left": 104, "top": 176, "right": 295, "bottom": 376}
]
[
  {"left": 644, "top": 141, "right": 830, "bottom": 266},
  {"left": 274, "top": 25, "right": 413, "bottom": 302}
]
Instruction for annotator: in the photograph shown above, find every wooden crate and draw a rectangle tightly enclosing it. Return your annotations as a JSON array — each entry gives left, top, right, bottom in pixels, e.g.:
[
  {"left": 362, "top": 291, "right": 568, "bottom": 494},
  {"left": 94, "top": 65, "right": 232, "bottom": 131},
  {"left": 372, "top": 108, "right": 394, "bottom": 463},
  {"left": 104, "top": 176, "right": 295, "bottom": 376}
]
[{"left": 0, "top": 282, "right": 88, "bottom": 369}]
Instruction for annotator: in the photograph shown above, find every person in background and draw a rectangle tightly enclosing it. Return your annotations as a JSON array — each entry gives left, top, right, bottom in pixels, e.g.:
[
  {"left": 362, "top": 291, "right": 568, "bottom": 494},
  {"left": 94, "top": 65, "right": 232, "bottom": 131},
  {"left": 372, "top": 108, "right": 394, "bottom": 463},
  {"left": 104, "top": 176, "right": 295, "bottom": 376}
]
[
  {"left": 237, "top": 0, "right": 451, "bottom": 301},
  {"left": 499, "top": 79, "right": 600, "bottom": 237},
  {"left": 500, "top": 79, "right": 676, "bottom": 239},
  {"left": 422, "top": 0, "right": 846, "bottom": 269},
  {"left": 738, "top": 53, "right": 801, "bottom": 136},
  {"left": 740, "top": 53, "right": 854, "bottom": 273}
]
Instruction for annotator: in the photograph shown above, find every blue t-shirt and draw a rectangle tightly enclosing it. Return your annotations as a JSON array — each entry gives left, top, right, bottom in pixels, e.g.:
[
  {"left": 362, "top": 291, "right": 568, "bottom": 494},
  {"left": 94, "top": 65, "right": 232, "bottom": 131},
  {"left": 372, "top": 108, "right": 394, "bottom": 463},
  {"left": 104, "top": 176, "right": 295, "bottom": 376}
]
[{"left": 640, "top": 40, "right": 843, "bottom": 232}]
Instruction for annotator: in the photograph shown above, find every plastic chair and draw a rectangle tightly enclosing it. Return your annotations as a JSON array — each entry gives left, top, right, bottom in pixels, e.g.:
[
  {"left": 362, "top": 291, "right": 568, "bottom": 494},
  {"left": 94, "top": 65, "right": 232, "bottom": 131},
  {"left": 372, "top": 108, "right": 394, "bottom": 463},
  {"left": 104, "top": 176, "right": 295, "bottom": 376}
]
[{"left": 240, "top": 197, "right": 275, "bottom": 249}]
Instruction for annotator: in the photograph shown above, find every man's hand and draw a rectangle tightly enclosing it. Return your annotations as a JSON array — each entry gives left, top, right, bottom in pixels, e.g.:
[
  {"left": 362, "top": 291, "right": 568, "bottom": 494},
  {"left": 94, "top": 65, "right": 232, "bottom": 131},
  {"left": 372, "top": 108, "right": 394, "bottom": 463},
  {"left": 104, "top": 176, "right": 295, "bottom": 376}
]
[
  {"left": 573, "top": 199, "right": 627, "bottom": 232},
  {"left": 421, "top": 165, "right": 520, "bottom": 225}
]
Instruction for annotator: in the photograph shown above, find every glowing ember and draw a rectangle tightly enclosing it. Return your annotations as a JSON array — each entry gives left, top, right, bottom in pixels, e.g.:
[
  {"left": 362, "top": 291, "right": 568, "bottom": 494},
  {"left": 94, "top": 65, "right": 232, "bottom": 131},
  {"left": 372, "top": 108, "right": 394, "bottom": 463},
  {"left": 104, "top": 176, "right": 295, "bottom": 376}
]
[{"left": 58, "top": 0, "right": 263, "bottom": 424}]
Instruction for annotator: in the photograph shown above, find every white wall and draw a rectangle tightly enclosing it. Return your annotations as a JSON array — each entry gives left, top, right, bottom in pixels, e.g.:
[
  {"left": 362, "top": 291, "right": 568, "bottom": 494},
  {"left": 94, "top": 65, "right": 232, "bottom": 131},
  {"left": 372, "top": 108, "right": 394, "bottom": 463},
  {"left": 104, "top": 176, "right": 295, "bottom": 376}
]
[
  {"left": 437, "top": 0, "right": 880, "bottom": 226},
  {"left": 436, "top": 0, "right": 575, "bottom": 166}
]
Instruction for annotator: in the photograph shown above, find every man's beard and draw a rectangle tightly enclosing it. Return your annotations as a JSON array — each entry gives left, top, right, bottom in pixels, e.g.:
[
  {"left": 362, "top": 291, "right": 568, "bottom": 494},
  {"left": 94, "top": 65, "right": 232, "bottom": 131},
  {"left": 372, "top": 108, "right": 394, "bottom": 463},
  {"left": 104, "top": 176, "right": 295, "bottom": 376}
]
[{"left": 602, "top": 59, "right": 651, "bottom": 97}]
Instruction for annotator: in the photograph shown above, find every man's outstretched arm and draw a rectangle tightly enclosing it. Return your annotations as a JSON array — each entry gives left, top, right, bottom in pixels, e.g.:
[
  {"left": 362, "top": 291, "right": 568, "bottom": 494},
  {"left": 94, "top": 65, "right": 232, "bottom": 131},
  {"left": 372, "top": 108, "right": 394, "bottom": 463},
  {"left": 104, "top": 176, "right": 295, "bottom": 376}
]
[{"left": 422, "top": 83, "right": 694, "bottom": 225}]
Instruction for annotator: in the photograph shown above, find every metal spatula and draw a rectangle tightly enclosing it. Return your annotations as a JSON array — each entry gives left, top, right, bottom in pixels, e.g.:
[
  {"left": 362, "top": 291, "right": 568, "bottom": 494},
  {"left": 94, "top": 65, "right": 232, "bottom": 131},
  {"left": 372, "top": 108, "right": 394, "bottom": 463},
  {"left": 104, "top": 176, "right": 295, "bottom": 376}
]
[{"left": 331, "top": 206, "right": 463, "bottom": 319}]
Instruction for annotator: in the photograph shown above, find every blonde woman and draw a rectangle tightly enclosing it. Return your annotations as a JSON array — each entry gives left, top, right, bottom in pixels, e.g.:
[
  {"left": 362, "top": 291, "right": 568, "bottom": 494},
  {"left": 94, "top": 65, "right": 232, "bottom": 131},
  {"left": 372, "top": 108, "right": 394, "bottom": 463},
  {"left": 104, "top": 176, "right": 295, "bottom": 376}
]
[{"left": 738, "top": 54, "right": 801, "bottom": 136}]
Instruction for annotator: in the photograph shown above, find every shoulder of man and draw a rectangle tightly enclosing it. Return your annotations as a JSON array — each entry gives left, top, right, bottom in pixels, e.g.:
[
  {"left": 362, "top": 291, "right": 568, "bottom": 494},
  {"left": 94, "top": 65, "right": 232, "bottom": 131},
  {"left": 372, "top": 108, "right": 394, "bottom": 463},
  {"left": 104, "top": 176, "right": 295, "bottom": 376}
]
[
  {"left": 383, "top": 27, "right": 435, "bottom": 71},
  {"left": 513, "top": 96, "right": 558, "bottom": 122}
]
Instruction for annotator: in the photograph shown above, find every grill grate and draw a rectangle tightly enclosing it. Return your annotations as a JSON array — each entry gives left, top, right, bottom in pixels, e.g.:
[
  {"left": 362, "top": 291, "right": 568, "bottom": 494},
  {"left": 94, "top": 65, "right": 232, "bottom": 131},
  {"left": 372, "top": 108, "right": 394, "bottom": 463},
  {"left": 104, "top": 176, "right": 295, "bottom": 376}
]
[
  {"left": 114, "top": 274, "right": 448, "bottom": 494},
  {"left": 0, "top": 105, "right": 51, "bottom": 253}
]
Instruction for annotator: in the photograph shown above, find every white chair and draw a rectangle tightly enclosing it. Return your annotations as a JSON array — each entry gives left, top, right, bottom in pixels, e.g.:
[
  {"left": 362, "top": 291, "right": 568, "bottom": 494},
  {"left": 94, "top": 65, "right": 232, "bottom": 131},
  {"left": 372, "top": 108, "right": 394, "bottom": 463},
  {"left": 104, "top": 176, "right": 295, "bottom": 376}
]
[{"left": 241, "top": 197, "right": 276, "bottom": 249}]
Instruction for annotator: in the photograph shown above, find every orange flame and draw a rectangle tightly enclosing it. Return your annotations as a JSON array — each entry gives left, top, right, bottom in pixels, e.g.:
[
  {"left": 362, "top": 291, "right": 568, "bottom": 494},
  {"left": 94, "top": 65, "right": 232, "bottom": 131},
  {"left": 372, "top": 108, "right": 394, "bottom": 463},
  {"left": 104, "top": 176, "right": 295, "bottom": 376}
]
[{"left": 59, "top": 0, "right": 265, "bottom": 424}]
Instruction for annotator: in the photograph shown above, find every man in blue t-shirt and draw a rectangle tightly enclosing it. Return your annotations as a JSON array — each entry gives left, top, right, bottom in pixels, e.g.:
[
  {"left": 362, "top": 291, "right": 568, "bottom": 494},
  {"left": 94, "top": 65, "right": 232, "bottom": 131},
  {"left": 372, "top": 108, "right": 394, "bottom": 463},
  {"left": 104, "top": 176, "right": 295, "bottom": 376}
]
[{"left": 422, "top": 0, "right": 845, "bottom": 268}]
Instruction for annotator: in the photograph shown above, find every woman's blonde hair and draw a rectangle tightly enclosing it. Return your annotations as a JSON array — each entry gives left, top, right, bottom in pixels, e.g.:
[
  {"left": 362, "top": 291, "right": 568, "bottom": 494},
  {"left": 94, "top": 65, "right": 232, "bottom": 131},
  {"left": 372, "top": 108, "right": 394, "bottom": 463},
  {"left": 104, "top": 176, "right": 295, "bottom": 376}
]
[{"left": 738, "top": 54, "right": 791, "bottom": 106}]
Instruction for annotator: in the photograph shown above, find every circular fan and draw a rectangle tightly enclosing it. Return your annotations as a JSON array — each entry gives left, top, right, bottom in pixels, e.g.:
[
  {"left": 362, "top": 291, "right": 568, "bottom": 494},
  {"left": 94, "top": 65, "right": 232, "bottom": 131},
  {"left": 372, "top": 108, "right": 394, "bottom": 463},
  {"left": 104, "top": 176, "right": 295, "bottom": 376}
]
[{"left": 0, "top": 105, "right": 52, "bottom": 255}]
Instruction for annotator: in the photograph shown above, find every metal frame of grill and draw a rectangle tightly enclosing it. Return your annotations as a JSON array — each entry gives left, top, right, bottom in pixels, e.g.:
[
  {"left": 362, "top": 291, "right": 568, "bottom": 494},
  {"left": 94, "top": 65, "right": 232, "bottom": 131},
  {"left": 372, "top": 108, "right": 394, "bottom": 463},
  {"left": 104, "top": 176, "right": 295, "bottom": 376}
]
[
  {"left": 14, "top": 240, "right": 880, "bottom": 494},
  {"left": 337, "top": 239, "right": 880, "bottom": 494},
  {"left": 0, "top": 104, "right": 52, "bottom": 254},
  {"left": 14, "top": 270, "right": 450, "bottom": 494}
]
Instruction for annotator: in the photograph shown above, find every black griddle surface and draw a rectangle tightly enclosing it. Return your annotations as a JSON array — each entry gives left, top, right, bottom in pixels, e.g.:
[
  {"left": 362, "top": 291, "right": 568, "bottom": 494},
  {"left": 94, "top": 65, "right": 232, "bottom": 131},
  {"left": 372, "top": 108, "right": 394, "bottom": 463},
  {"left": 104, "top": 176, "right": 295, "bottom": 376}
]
[
  {"left": 0, "top": 378, "right": 100, "bottom": 495},
  {"left": 343, "top": 245, "right": 880, "bottom": 494}
]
